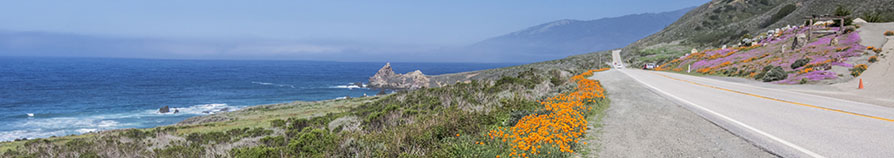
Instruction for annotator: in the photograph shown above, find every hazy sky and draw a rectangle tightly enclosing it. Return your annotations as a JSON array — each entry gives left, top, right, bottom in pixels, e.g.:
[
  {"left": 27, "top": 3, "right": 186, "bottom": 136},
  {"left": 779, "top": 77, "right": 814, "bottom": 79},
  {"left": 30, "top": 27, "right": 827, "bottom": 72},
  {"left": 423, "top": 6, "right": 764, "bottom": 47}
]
[
  {"left": 0, "top": 0, "right": 709, "bottom": 44},
  {"left": 0, "top": 0, "right": 709, "bottom": 62}
]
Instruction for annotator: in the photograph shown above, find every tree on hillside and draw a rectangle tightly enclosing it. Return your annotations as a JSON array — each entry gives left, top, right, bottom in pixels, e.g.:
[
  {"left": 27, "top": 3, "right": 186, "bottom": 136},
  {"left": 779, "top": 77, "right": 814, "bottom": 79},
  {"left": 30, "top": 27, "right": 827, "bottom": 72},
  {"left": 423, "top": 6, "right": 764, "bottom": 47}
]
[{"left": 832, "top": 5, "right": 853, "bottom": 26}]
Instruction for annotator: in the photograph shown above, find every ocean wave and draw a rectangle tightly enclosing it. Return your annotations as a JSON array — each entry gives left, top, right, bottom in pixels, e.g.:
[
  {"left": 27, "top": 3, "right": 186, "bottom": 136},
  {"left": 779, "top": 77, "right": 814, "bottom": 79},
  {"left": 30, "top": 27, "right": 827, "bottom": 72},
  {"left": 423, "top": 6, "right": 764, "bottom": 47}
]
[
  {"left": 19, "top": 117, "right": 122, "bottom": 129},
  {"left": 76, "top": 128, "right": 97, "bottom": 133},
  {"left": 329, "top": 83, "right": 366, "bottom": 89},
  {"left": 0, "top": 103, "right": 242, "bottom": 142},
  {"left": 0, "top": 127, "right": 103, "bottom": 142},
  {"left": 2, "top": 117, "right": 127, "bottom": 141},
  {"left": 0, "top": 129, "right": 65, "bottom": 142},
  {"left": 251, "top": 81, "right": 296, "bottom": 88},
  {"left": 150, "top": 103, "right": 240, "bottom": 115}
]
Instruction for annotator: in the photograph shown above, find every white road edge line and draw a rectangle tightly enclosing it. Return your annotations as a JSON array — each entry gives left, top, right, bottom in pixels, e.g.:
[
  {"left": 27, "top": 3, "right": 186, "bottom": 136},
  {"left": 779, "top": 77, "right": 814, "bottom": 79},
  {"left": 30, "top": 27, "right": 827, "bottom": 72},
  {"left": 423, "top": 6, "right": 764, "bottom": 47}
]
[
  {"left": 618, "top": 69, "right": 825, "bottom": 158},
  {"left": 654, "top": 71, "right": 888, "bottom": 109}
]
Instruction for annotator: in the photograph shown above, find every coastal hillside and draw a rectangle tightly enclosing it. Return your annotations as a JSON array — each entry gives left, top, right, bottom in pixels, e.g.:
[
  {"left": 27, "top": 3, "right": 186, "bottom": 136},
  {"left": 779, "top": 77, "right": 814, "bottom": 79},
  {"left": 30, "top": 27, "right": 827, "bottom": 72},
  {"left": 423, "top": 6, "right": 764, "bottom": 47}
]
[
  {"left": 658, "top": 23, "right": 873, "bottom": 84},
  {"left": 629, "top": 0, "right": 894, "bottom": 48},
  {"left": 618, "top": 0, "right": 894, "bottom": 82},
  {"left": 459, "top": 7, "right": 691, "bottom": 62}
]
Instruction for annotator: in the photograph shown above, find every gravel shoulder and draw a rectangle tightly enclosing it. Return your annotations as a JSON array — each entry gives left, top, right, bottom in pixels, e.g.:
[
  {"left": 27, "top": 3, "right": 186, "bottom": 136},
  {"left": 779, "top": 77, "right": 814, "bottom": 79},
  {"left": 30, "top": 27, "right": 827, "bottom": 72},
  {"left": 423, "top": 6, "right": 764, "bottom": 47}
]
[{"left": 583, "top": 70, "right": 775, "bottom": 158}]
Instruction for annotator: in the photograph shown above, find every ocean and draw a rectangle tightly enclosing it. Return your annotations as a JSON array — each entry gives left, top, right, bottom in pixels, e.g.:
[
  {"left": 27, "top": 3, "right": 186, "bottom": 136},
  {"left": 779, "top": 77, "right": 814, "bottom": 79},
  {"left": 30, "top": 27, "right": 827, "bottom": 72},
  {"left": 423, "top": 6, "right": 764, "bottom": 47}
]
[{"left": 0, "top": 57, "right": 517, "bottom": 141}]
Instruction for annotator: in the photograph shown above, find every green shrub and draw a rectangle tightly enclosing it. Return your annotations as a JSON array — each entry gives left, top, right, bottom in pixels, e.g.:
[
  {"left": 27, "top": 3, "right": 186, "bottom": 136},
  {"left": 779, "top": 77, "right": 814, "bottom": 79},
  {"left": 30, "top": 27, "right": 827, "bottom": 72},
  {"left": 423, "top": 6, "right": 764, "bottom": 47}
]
[
  {"left": 844, "top": 27, "right": 856, "bottom": 33},
  {"left": 186, "top": 131, "right": 229, "bottom": 144},
  {"left": 754, "top": 65, "right": 774, "bottom": 80},
  {"left": 800, "top": 78, "right": 809, "bottom": 84},
  {"left": 270, "top": 119, "right": 286, "bottom": 128},
  {"left": 286, "top": 118, "right": 311, "bottom": 131},
  {"left": 260, "top": 136, "right": 287, "bottom": 147},
  {"left": 496, "top": 76, "right": 531, "bottom": 88},
  {"left": 850, "top": 64, "right": 868, "bottom": 77},
  {"left": 287, "top": 127, "right": 336, "bottom": 157},
  {"left": 832, "top": 6, "right": 853, "bottom": 26},
  {"left": 122, "top": 129, "right": 150, "bottom": 140},
  {"left": 231, "top": 146, "right": 282, "bottom": 158},
  {"left": 790, "top": 58, "right": 811, "bottom": 69},
  {"left": 79, "top": 152, "right": 101, "bottom": 158},
  {"left": 761, "top": 66, "right": 787, "bottom": 82},
  {"left": 862, "top": 12, "right": 884, "bottom": 23},
  {"left": 153, "top": 144, "right": 205, "bottom": 158}
]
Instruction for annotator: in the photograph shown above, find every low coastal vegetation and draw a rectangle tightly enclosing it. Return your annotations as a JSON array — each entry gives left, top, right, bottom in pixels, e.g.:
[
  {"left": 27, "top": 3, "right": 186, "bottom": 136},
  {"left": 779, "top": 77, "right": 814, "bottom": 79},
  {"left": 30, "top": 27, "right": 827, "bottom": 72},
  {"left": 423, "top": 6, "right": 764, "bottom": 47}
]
[{"left": 1, "top": 66, "right": 610, "bottom": 158}]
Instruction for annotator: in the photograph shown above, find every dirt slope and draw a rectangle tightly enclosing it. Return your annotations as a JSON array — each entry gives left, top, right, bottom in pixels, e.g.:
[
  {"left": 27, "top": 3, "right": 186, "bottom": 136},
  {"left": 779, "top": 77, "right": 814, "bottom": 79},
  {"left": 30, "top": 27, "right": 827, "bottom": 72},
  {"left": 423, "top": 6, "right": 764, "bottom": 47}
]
[{"left": 833, "top": 22, "right": 894, "bottom": 102}]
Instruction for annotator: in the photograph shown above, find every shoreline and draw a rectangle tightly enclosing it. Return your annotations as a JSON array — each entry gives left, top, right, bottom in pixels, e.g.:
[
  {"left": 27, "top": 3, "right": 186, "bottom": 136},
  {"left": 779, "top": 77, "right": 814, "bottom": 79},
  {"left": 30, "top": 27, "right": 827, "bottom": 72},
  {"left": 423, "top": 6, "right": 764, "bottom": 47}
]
[{"left": 0, "top": 91, "right": 396, "bottom": 143}]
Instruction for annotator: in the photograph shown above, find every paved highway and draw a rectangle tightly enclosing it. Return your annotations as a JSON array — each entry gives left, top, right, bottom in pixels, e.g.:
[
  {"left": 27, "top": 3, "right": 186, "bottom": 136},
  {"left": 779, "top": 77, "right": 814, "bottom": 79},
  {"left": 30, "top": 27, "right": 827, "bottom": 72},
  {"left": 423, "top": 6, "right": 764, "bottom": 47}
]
[{"left": 614, "top": 69, "right": 894, "bottom": 157}]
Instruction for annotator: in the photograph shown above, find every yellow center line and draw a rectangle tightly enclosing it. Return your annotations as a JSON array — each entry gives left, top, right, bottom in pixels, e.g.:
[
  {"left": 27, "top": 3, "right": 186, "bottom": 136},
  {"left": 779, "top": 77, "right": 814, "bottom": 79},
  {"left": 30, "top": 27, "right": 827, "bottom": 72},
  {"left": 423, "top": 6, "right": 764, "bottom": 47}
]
[{"left": 651, "top": 72, "right": 894, "bottom": 122}]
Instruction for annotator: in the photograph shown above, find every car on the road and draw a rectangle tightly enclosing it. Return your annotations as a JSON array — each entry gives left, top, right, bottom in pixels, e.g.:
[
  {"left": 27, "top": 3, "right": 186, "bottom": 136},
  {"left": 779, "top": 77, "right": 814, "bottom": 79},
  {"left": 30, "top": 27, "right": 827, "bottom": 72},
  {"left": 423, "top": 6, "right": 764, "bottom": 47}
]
[
  {"left": 613, "top": 62, "right": 624, "bottom": 69},
  {"left": 643, "top": 63, "right": 657, "bottom": 70}
]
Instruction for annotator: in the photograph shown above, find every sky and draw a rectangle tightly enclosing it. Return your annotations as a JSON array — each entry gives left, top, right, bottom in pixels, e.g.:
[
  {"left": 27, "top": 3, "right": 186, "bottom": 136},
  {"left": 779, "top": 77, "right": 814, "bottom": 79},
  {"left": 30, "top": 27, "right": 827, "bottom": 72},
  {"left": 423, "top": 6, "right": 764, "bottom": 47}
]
[{"left": 0, "top": 0, "right": 709, "bottom": 62}]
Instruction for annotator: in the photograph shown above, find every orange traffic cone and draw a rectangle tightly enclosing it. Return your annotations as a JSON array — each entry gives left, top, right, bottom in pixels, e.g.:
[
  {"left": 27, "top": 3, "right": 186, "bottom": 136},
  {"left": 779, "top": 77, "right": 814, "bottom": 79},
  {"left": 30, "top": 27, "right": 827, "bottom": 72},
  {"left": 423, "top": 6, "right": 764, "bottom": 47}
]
[{"left": 858, "top": 78, "right": 864, "bottom": 89}]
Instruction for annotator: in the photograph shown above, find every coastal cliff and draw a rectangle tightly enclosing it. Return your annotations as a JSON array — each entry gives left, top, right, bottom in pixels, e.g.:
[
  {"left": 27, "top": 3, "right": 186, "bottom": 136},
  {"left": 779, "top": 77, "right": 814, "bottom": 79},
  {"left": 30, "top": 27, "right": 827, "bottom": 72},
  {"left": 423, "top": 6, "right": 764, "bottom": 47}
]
[{"left": 368, "top": 62, "right": 430, "bottom": 89}]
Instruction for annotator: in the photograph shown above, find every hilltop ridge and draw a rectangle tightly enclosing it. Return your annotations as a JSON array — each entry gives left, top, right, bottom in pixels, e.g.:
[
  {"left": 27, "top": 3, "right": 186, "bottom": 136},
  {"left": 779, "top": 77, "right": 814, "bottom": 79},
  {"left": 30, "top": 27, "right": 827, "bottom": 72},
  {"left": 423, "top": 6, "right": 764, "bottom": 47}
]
[{"left": 461, "top": 7, "right": 692, "bottom": 62}]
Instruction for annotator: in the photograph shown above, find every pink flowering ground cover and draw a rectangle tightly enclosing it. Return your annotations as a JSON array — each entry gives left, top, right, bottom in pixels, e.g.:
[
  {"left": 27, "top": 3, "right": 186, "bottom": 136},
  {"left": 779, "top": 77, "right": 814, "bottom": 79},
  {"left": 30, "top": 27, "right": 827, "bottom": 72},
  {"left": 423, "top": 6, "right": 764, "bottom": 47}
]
[{"left": 659, "top": 26, "right": 866, "bottom": 84}]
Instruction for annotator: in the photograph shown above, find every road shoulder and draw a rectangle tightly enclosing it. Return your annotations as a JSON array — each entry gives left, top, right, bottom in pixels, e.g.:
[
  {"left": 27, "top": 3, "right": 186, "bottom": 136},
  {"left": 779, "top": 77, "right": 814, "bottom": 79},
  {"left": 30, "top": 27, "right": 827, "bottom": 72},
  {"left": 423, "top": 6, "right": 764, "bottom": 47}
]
[{"left": 583, "top": 70, "right": 775, "bottom": 157}]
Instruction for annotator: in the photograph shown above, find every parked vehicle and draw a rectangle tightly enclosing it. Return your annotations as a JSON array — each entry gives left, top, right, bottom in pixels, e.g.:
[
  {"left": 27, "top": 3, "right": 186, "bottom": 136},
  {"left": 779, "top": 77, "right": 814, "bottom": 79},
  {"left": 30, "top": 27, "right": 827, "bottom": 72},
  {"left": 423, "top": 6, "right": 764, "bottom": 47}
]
[{"left": 643, "top": 63, "right": 657, "bottom": 70}]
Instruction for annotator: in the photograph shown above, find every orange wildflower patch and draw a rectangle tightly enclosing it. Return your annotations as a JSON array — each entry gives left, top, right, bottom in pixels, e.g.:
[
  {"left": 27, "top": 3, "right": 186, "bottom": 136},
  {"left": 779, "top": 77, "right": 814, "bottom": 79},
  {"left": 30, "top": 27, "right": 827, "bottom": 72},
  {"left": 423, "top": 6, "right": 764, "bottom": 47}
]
[
  {"left": 489, "top": 68, "right": 608, "bottom": 157},
  {"left": 799, "top": 67, "right": 813, "bottom": 74},
  {"left": 742, "top": 57, "right": 756, "bottom": 63}
]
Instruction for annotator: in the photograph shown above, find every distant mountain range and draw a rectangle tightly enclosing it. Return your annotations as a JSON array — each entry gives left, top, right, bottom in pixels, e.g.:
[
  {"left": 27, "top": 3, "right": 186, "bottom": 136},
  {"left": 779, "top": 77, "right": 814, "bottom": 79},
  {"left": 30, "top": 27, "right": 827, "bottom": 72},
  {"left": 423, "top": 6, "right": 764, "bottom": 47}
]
[{"left": 455, "top": 7, "right": 693, "bottom": 62}]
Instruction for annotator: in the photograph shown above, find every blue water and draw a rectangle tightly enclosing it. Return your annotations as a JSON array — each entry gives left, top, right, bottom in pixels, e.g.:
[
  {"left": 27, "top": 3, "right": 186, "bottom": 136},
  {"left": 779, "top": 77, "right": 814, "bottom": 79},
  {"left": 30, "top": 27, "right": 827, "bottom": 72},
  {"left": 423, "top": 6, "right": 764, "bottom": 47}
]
[{"left": 0, "top": 57, "right": 517, "bottom": 141}]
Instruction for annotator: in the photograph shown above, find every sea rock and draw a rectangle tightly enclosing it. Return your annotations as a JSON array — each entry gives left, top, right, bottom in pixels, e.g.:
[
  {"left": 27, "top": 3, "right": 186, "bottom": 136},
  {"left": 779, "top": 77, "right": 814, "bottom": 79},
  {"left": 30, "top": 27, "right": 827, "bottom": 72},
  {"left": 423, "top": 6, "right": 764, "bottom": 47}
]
[
  {"left": 159, "top": 106, "right": 170, "bottom": 113},
  {"left": 368, "top": 62, "right": 431, "bottom": 89},
  {"left": 352, "top": 82, "right": 365, "bottom": 88}
]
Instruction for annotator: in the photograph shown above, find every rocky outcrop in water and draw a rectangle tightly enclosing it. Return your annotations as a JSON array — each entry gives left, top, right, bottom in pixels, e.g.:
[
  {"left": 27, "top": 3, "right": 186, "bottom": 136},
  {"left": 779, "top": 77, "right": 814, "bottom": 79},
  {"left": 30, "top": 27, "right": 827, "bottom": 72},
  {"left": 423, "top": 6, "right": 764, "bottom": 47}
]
[
  {"left": 368, "top": 62, "right": 430, "bottom": 89},
  {"left": 159, "top": 106, "right": 170, "bottom": 113}
]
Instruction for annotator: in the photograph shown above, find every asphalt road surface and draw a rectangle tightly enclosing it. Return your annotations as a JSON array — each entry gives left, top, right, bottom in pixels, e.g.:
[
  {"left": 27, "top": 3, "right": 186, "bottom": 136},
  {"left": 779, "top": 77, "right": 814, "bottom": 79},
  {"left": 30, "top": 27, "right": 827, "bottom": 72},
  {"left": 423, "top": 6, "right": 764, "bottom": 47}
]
[
  {"left": 614, "top": 69, "right": 894, "bottom": 157},
  {"left": 587, "top": 70, "right": 774, "bottom": 158}
]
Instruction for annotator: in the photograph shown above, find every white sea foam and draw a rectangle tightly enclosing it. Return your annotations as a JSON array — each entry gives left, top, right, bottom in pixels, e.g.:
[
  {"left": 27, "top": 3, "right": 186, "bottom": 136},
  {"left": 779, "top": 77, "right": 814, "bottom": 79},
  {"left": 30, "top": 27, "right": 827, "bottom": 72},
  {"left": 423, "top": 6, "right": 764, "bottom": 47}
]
[
  {"left": 330, "top": 83, "right": 366, "bottom": 89},
  {"left": 97, "top": 120, "right": 119, "bottom": 128},
  {"left": 3, "top": 117, "right": 126, "bottom": 142},
  {"left": 252, "top": 81, "right": 296, "bottom": 88},
  {"left": 4, "top": 103, "right": 242, "bottom": 142},
  {"left": 151, "top": 103, "right": 240, "bottom": 115},
  {"left": 26, "top": 113, "right": 34, "bottom": 117},
  {"left": 76, "top": 128, "right": 97, "bottom": 133},
  {"left": 0, "top": 129, "right": 68, "bottom": 142}
]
